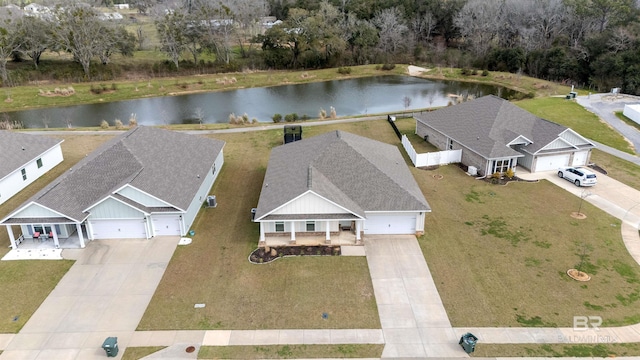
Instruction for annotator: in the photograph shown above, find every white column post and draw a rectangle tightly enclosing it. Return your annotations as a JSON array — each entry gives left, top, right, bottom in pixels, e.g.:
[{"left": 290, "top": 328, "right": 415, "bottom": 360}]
[
  {"left": 86, "top": 221, "right": 94, "bottom": 240},
  {"left": 290, "top": 221, "right": 296, "bottom": 243},
  {"left": 325, "top": 221, "right": 331, "bottom": 244},
  {"left": 51, "top": 225, "right": 60, "bottom": 248},
  {"left": 356, "top": 220, "right": 362, "bottom": 242},
  {"left": 259, "top": 222, "right": 265, "bottom": 244},
  {"left": 6, "top": 226, "right": 16, "bottom": 250},
  {"left": 76, "top": 223, "right": 85, "bottom": 248}
]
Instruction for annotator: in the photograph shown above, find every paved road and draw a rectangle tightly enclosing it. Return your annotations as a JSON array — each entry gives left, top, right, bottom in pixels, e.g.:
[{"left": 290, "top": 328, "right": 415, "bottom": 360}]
[{"left": 576, "top": 93, "right": 640, "bottom": 154}]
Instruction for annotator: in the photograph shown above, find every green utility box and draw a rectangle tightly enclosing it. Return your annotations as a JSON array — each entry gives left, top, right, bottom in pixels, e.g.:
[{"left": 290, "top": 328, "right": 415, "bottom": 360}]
[
  {"left": 459, "top": 333, "right": 477, "bottom": 353},
  {"left": 102, "top": 337, "right": 118, "bottom": 357}
]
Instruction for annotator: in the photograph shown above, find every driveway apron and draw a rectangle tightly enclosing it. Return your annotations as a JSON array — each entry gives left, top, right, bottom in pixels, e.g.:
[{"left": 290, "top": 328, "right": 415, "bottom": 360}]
[
  {"left": 365, "top": 235, "right": 467, "bottom": 358},
  {"left": 0, "top": 237, "right": 179, "bottom": 360}
]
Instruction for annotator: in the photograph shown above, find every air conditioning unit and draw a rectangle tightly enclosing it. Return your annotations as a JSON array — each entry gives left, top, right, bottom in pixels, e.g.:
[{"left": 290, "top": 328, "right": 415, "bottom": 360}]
[
  {"left": 468, "top": 166, "right": 477, "bottom": 176},
  {"left": 206, "top": 195, "right": 217, "bottom": 208}
]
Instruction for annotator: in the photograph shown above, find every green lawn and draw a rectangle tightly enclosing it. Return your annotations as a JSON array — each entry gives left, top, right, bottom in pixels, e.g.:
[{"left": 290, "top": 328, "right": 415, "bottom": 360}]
[
  {"left": 199, "top": 344, "right": 384, "bottom": 359},
  {"left": 615, "top": 111, "right": 640, "bottom": 132},
  {"left": 590, "top": 149, "right": 640, "bottom": 191},
  {"left": 515, "top": 97, "right": 634, "bottom": 153},
  {"left": 472, "top": 343, "right": 640, "bottom": 357},
  {"left": 416, "top": 164, "right": 640, "bottom": 327}
]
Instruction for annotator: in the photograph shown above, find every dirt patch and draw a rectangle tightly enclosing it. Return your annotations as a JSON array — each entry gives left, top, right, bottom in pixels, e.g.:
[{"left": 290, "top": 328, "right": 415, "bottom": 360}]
[
  {"left": 567, "top": 269, "right": 591, "bottom": 281},
  {"left": 250, "top": 245, "right": 341, "bottom": 264},
  {"left": 408, "top": 65, "right": 430, "bottom": 76},
  {"left": 571, "top": 212, "right": 587, "bottom": 219}
]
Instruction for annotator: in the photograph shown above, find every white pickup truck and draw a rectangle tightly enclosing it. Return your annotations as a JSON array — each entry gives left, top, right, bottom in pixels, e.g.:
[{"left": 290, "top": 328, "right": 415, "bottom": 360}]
[{"left": 557, "top": 166, "right": 597, "bottom": 187}]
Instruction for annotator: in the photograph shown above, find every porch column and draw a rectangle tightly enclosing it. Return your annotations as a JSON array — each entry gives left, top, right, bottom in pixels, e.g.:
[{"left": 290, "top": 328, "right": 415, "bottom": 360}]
[
  {"left": 259, "top": 222, "right": 265, "bottom": 244},
  {"left": 51, "top": 225, "right": 60, "bottom": 248},
  {"left": 76, "top": 223, "right": 85, "bottom": 248},
  {"left": 356, "top": 220, "right": 361, "bottom": 242},
  {"left": 6, "top": 226, "right": 16, "bottom": 250},
  {"left": 86, "top": 221, "right": 94, "bottom": 241},
  {"left": 325, "top": 221, "right": 331, "bottom": 244},
  {"left": 290, "top": 221, "right": 296, "bottom": 243}
]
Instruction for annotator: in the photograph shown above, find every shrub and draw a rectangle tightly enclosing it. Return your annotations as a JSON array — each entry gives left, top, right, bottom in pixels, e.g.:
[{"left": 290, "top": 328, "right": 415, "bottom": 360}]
[
  {"left": 319, "top": 108, "right": 326, "bottom": 119},
  {"left": 128, "top": 113, "right": 137, "bottom": 127},
  {"left": 505, "top": 168, "right": 515, "bottom": 179},
  {"left": 381, "top": 63, "right": 396, "bottom": 71},
  {"left": 228, "top": 113, "right": 238, "bottom": 124},
  {"left": 301, "top": 114, "right": 309, "bottom": 120},
  {"left": 471, "top": 69, "right": 478, "bottom": 75},
  {"left": 329, "top": 106, "right": 337, "bottom": 119},
  {"left": 284, "top": 113, "right": 295, "bottom": 122},
  {"left": 460, "top": 68, "right": 472, "bottom": 76},
  {"left": 491, "top": 171, "right": 502, "bottom": 179},
  {"left": 251, "top": 117, "right": 258, "bottom": 124},
  {"left": 242, "top": 113, "right": 249, "bottom": 124},
  {"left": 111, "top": 83, "right": 117, "bottom": 91},
  {"left": 272, "top": 113, "right": 282, "bottom": 123},
  {"left": 482, "top": 70, "right": 489, "bottom": 76},
  {"left": 337, "top": 66, "right": 352, "bottom": 75},
  {"left": 114, "top": 119, "right": 124, "bottom": 129},
  {"left": 100, "top": 120, "right": 109, "bottom": 129},
  {"left": 90, "top": 84, "right": 102, "bottom": 94}
]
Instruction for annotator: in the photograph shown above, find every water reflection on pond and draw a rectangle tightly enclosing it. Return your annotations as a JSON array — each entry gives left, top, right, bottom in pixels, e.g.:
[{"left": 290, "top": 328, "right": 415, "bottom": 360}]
[{"left": 7, "top": 75, "right": 516, "bottom": 128}]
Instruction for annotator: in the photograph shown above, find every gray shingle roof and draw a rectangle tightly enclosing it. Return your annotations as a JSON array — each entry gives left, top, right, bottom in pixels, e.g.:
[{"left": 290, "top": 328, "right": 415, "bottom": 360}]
[
  {"left": 4, "top": 126, "right": 224, "bottom": 222},
  {"left": 255, "top": 131, "right": 430, "bottom": 220},
  {"left": 0, "top": 131, "right": 63, "bottom": 180},
  {"left": 415, "top": 95, "right": 574, "bottom": 159}
]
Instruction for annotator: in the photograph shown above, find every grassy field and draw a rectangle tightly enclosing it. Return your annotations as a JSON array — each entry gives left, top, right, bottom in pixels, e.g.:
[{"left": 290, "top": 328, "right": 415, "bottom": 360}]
[
  {"left": 590, "top": 149, "right": 640, "bottom": 191},
  {"left": 121, "top": 346, "right": 166, "bottom": 360},
  {"left": 616, "top": 111, "right": 640, "bottom": 132},
  {"left": 471, "top": 343, "right": 640, "bottom": 357},
  {"left": 417, "top": 163, "right": 640, "bottom": 327},
  {"left": 515, "top": 97, "right": 634, "bottom": 153},
  {"left": 0, "top": 134, "right": 113, "bottom": 333},
  {"left": 199, "top": 344, "right": 384, "bottom": 359}
]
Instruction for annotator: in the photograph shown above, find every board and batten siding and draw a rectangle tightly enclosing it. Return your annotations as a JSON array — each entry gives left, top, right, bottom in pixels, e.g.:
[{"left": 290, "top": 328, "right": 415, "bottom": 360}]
[
  {"left": 560, "top": 130, "right": 591, "bottom": 146},
  {"left": 182, "top": 149, "right": 225, "bottom": 234},
  {"left": 117, "top": 186, "right": 172, "bottom": 207},
  {"left": 272, "top": 192, "right": 350, "bottom": 215},
  {"left": 12, "top": 203, "right": 62, "bottom": 218},
  {"left": 0, "top": 144, "right": 63, "bottom": 206},
  {"left": 88, "top": 197, "right": 146, "bottom": 219}
]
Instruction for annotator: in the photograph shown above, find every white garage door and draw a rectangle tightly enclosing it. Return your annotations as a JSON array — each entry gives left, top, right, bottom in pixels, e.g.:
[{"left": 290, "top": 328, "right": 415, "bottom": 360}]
[
  {"left": 152, "top": 215, "right": 182, "bottom": 236},
  {"left": 364, "top": 214, "right": 416, "bottom": 235},
  {"left": 572, "top": 151, "right": 589, "bottom": 166},
  {"left": 90, "top": 219, "right": 147, "bottom": 239},
  {"left": 534, "top": 153, "right": 571, "bottom": 172}
]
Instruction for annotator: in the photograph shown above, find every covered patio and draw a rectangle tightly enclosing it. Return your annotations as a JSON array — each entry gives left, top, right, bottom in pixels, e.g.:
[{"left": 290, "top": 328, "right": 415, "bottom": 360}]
[
  {"left": 258, "top": 216, "right": 363, "bottom": 247},
  {"left": 4, "top": 220, "right": 87, "bottom": 250}
]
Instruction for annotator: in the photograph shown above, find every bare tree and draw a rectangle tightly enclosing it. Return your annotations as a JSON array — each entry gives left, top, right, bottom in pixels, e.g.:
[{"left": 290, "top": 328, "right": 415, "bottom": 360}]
[
  {"left": 231, "top": 0, "right": 268, "bottom": 58},
  {"left": 155, "top": 9, "right": 188, "bottom": 69},
  {"left": 15, "top": 16, "right": 49, "bottom": 69},
  {"left": 454, "top": 0, "right": 502, "bottom": 57},
  {"left": 371, "top": 7, "right": 408, "bottom": 55}
]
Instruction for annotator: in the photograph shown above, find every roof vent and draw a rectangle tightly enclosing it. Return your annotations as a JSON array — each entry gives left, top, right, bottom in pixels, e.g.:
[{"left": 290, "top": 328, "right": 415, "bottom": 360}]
[{"left": 21, "top": 146, "right": 25, "bottom": 151}]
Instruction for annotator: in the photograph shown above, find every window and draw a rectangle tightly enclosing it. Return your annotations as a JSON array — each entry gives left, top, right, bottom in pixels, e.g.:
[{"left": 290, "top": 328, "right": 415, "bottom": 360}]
[
  {"left": 493, "top": 159, "right": 511, "bottom": 173},
  {"left": 21, "top": 168, "right": 27, "bottom": 181},
  {"left": 447, "top": 138, "right": 453, "bottom": 150},
  {"left": 36, "top": 158, "right": 43, "bottom": 168},
  {"left": 306, "top": 221, "right": 315, "bottom": 231},
  {"left": 275, "top": 222, "right": 284, "bottom": 232}
]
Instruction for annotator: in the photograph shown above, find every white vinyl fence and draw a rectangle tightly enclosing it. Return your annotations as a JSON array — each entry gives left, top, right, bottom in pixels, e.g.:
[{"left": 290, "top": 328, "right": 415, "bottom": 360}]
[{"left": 402, "top": 135, "right": 462, "bottom": 167}]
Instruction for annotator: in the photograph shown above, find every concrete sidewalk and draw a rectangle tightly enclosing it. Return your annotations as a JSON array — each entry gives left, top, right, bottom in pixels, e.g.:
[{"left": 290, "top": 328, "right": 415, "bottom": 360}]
[{"left": 0, "top": 237, "right": 179, "bottom": 360}]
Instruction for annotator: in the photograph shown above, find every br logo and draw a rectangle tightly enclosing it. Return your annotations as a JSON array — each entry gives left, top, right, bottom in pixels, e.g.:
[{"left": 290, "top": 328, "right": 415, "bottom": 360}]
[{"left": 573, "top": 316, "right": 602, "bottom": 330}]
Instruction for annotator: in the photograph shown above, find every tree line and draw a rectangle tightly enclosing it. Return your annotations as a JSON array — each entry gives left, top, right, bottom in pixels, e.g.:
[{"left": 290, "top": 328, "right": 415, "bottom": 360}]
[{"left": 1, "top": 0, "right": 639, "bottom": 94}]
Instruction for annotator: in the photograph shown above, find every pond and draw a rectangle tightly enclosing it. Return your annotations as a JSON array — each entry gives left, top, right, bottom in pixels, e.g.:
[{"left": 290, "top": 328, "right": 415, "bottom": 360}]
[{"left": 5, "top": 75, "right": 517, "bottom": 129}]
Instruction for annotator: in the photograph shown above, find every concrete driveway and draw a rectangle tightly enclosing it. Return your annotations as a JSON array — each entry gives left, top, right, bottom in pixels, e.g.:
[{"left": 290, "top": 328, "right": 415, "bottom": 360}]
[
  {"left": 519, "top": 170, "right": 640, "bottom": 228},
  {"left": 364, "top": 235, "right": 467, "bottom": 358},
  {"left": 0, "top": 237, "right": 179, "bottom": 360}
]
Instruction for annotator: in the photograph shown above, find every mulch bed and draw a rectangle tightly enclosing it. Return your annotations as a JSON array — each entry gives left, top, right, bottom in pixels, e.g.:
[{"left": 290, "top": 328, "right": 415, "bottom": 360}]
[
  {"left": 588, "top": 163, "right": 608, "bottom": 175},
  {"left": 249, "top": 245, "right": 341, "bottom": 264}
]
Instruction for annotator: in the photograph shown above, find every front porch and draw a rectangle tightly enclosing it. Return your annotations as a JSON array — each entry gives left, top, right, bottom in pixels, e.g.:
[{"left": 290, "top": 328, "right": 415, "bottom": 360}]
[
  {"left": 261, "top": 228, "right": 361, "bottom": 247},
  {"left": 5, "top": 222, "right": 88, "bottom": 250}
]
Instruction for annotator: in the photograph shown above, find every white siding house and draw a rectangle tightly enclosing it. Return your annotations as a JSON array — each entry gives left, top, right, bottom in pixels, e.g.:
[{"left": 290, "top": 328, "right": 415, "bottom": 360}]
[
  {"left": 254, "top": 131, "right": 430, "bottom": 246},
  {"left": 0, "top": 132, "right": 64, "bottom": 206},
  {"left": 2, "top": 127, "right": 225, "bottom": 249}
]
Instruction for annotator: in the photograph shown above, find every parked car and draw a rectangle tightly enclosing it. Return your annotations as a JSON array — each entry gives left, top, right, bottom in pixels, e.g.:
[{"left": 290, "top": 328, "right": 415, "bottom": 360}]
[{"left": 557, "top": 166, "right": 597, "bottom": 187}]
